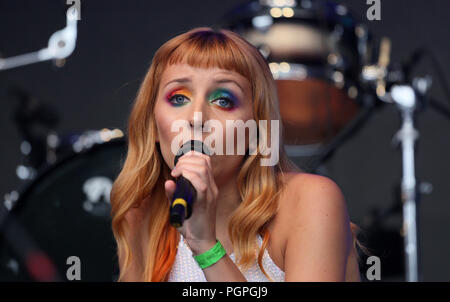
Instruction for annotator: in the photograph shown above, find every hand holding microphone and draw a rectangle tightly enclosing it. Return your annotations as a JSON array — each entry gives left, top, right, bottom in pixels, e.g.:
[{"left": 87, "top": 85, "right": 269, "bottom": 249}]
[{"left": 165, "top": 140, "right": 218, "bottom": 249}]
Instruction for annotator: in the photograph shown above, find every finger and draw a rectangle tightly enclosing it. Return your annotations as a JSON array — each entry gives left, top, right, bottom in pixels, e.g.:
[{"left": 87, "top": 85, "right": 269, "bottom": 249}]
[
  {"left": 188, "top": 152, "right": 215, "bottom": 191},
  {"left": 176, "top": 151, "right": 212, "bottom": 170},
  {"left": 174, "top": 152, "right": 210, "bottom": 168},
  {"left": 173, "top": 153, "right": 212, "bottom": 176},
  {"left": 186, "top": 151, "right": 213, "bottom": 171},
  {"left": 175, "top": 152, "right": 217, "bottom": 198},
  {"left": 180, "top": 168, "right": 216, "bottom": 208},
  {"left": 173, "top": 157, "right": 204, "bottom": 171},
  {"left": 172, "top": 166, "right": 210, "bottom": 193},
  {"left": 172, "top": 165, "right": 216, "bottom": 206},
  {"left": 178, "top": 170, "right": 208, "bottom": 205},
  {"left": 165, "top": 179, "right": 176, "bottom": 206},
  {"left": 190, "top": 152, "right": 217, "bottom": 197},
  {"left": 171, "top": 162, "right": 206, "bottom": 178}
]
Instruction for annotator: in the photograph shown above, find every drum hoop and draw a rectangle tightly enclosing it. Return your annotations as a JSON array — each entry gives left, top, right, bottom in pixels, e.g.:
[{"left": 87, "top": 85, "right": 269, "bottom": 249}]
[
  {"left": 269, "top": 62, "right": 361, "bottom": 96},
  {"left": 222, "top": 0, "right": 362, "bottom": 34},
  {"left": 220, "top": 0, "right": 371, "bottom": 72},
  {"left": 270, "top": 62, "right": 328, "bottom": 80}
]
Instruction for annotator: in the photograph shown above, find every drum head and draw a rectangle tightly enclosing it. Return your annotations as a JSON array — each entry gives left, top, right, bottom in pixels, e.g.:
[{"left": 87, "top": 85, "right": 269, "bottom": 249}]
[
  {"left": 277, "top": 78, "right": 360, "bottom": 145},
  {"left": 0, "top": 138, "right": 126, "bottom": 281},
  {"left": 221, "top": 0, "right": 371, "bottom": 146}
]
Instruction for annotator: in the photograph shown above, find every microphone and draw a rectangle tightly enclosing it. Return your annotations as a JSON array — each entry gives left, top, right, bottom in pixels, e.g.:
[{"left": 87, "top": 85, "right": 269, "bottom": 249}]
[{"left": 170, "top": 140, "right": 211, "bottom": 228}]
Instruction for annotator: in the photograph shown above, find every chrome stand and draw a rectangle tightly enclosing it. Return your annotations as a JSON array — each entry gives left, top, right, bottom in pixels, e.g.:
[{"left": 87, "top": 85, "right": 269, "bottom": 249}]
[{"left": 389, "top": 84, "right": 422, "bottom": 281}]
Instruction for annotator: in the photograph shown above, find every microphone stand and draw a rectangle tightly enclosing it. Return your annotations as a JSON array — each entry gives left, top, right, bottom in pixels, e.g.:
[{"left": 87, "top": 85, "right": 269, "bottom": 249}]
[
  {"left": 394, "top": 92, "right": 450, "bottom": 282},
  {"left": 308, "top": 36, "right": 450, "bottom": 281},
  {"left": 389, "top": 84, "right": 422, "bottom": 281},
  {"left": 361, "top": 38, "right": 450, "bottom": 281}
]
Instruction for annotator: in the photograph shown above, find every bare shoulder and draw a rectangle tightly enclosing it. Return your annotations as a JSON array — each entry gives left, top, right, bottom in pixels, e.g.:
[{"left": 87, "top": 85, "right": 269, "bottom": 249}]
[
  {"left": 276, "top": 171, "right": 351, "bottom": 236},
  {"left": 271, "top": 172, "right": 354, "bottom": 280},
  {"left": 279, "top": 171, "right": 344, "bottom": 196},
  {"left": 269, "top": 172, "right": 342, "bottom": 251},
  {"left": 278, "top": 171, "right": 347, "bottom": 215}
]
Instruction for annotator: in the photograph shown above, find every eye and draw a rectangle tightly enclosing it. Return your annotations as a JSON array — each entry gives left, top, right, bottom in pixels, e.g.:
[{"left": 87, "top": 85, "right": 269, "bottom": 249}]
[
  {"left": 168, "top": 94, "right": 189, "bottom": 106},
  {"left": 211, "top": 97, "right": 234, "bottom": 109}
]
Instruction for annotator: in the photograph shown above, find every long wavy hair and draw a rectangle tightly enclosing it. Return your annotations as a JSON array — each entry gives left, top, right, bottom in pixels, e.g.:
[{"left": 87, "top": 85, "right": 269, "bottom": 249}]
[{"left": 110, "top": 27, "right": 364, "bottom": 282}]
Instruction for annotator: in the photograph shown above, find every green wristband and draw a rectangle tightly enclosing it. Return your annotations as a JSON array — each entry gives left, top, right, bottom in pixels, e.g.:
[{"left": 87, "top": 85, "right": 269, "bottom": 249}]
[{"left": 193, "top": 240, "right": 227, "bottom": 269}]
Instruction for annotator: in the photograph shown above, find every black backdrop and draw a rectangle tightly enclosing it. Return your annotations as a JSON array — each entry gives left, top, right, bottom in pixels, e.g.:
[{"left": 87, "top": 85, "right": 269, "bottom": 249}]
[{"left": 0, "top": 0, "right": 449, "bottom": 281}]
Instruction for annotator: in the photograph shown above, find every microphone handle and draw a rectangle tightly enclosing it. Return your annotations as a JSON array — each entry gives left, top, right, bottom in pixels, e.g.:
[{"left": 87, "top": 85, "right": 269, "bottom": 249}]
[{"left": 170, "top": 176, "right": 197, "bottom": 228}]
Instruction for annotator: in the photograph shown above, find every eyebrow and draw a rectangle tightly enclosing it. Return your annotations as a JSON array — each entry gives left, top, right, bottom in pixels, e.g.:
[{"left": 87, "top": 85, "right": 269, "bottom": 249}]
[{"left": 164, "top": 77, "right": 244, "bottom": 93}]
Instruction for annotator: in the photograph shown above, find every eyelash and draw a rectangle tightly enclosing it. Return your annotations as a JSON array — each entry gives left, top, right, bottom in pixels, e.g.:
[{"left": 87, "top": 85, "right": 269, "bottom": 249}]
[{"left": 168, "top": 94, "right": 235, "bottom": 109}]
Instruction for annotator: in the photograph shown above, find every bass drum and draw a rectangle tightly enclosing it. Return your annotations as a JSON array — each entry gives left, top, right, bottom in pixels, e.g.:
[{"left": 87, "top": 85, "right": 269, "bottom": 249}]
[
  {"left": 0, "top": 137, "right": 126, "bottom": 281},
  {"left": 221, "top": 0, "right": 373, "bottom": 146}
]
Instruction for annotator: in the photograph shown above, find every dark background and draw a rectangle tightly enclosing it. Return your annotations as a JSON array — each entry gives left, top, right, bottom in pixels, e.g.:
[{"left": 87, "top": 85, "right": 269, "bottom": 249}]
[{"left": 0, "top": 0, "right": 449, "bottom": 281}]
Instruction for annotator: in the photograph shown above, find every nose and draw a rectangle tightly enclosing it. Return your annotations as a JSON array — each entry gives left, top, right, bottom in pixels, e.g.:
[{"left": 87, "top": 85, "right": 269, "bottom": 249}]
[
  {"left": 188, "top": 114, "right": 204, "bottom": 130},
  {"left": 187, "top": 95, "right": 209, "bottom": 131}
]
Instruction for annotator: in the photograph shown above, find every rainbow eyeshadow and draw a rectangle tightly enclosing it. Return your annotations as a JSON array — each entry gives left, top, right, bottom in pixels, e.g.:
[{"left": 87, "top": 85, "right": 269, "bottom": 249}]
[
  {"left": 208, "top": 88, "right": 239, "bottom": 111},
  {"left": 165, "top": 87, "right": 240, "bottom": 110},
  {"left": 165, "top": 88, "right": 192, "bottom": 106}
]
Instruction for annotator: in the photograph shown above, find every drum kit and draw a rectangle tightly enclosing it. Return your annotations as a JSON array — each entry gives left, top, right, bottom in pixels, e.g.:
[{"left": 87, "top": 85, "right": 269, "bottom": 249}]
[{"left": 0, "top": 0, "right": 448, "bottom": 281}]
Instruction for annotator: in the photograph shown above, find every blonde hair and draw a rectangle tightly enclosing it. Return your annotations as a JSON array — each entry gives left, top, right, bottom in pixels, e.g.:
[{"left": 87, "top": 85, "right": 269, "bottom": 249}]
[{"left": 110, "top": 27, "right": 362, "bottom": 282}]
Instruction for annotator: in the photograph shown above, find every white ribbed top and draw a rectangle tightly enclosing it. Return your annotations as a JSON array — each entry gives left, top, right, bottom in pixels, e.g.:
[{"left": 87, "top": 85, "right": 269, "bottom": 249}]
[{"left": 167, "top": 234, "right": 285, "bottom": 282}]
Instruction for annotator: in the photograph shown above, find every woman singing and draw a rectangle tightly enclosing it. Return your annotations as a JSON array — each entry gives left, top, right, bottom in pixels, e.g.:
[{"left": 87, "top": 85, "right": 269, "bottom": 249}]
[{"left": 110, "top": 27, "right": 363, "bottom": 282}]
